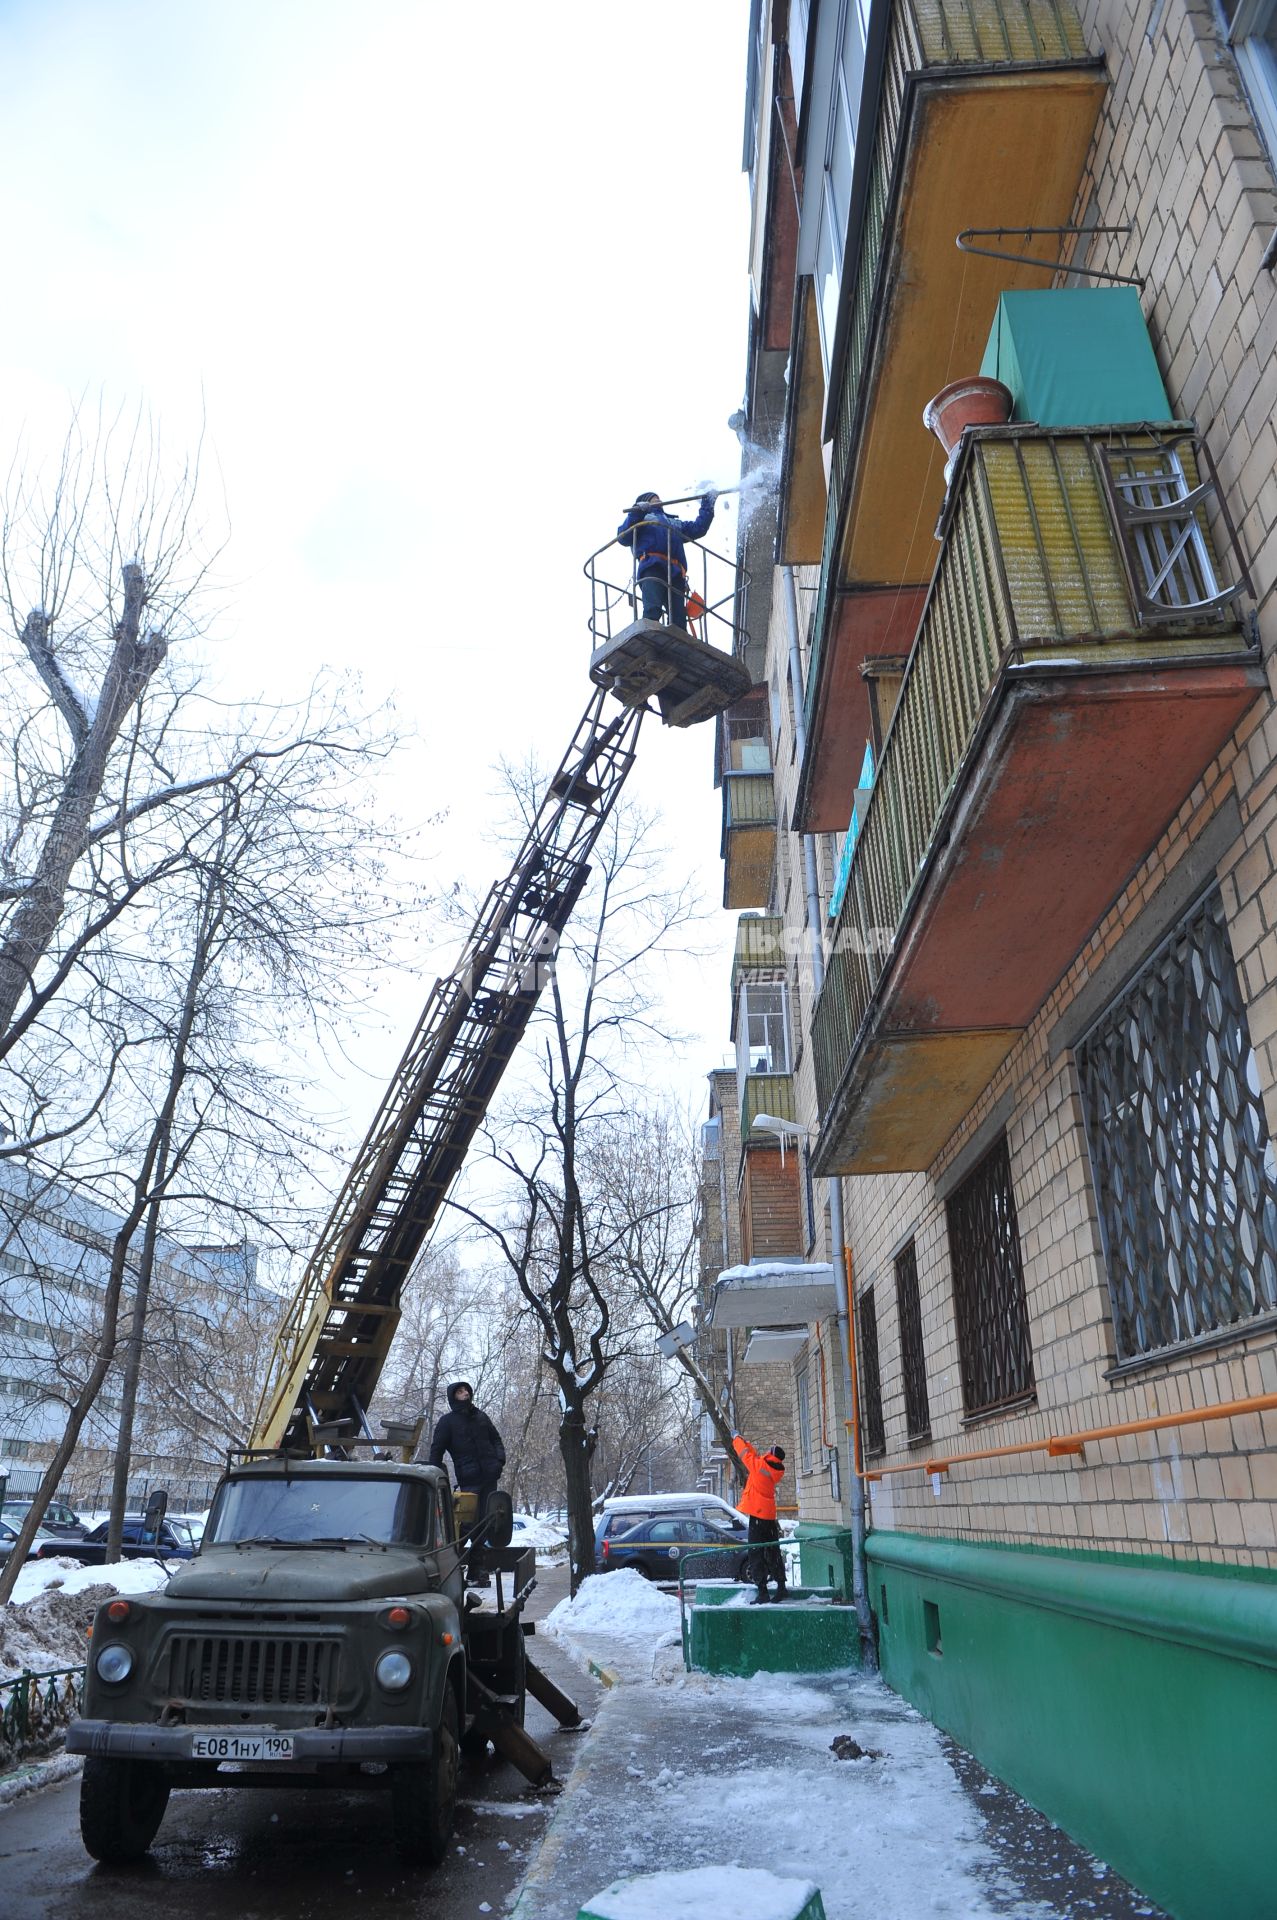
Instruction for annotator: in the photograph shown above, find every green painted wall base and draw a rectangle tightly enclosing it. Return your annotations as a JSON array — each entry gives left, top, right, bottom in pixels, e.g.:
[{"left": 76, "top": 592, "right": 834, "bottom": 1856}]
[
  {"left": 684, "top": 1586, "right": 860, "bottom": 1676},
  {"left": 578, "top": 1867, "right": 826, "bottom": 1919},
  {"left": 796, "top": 1524, "right": 854, "bottom": 1599},
  {"left": 868, "top": 1531, "right": 1277, "bottom": 1920}
]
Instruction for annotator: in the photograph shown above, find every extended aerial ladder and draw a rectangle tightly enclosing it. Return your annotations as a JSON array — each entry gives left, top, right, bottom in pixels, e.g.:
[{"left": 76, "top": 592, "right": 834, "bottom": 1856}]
[{"left": 251, "top": 514, "right": 749, "bottom": 1455}]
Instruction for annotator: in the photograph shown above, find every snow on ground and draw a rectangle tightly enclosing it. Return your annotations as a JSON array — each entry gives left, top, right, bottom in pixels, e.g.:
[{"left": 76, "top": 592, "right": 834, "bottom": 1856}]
[{"left": 537, "top": 1568, "right": 1082, "bottom": 1920}]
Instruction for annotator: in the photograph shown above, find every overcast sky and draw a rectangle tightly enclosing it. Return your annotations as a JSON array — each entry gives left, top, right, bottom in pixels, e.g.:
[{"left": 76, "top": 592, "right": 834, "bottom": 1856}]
[{"left": 0, "top": 0, "right": 753, "bottom": 1145}]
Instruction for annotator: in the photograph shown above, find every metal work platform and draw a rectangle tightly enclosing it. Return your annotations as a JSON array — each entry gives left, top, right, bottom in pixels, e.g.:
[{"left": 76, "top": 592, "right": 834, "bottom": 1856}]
[{"left": 589, "top": 618, "right": 752, "bottom": 727}]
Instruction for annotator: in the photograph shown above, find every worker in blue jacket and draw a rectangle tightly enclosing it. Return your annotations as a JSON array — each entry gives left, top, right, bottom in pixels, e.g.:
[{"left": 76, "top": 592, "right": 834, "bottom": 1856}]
[{"left": 617, "top": 489, "right": 717, "bottom": 630}]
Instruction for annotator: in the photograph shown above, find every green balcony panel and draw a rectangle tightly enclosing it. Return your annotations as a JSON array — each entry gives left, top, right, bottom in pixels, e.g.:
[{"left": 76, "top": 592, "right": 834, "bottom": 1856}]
[{"left": 740, "top": 1074, "right": 795, "bottom": 1141}]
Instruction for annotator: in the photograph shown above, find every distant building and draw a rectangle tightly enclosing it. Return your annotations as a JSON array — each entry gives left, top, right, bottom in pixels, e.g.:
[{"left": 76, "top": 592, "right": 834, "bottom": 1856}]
[{"left": 0, "top": 1160, "right": 261, "bottom": 1500}]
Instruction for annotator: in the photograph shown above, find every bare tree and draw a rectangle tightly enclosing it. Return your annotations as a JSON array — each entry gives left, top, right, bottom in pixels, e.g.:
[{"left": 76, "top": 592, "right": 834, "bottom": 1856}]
[
  {"left": 0, "top": 665, "right": 419, "bottom": 1588},
  {"left": 587, "top": 1105, "right": 746, "bottom": 1485}
]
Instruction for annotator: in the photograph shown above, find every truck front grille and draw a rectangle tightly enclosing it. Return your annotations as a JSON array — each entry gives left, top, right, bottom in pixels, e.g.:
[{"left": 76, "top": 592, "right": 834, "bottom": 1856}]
[{"left": 167, "top": 1634, "right": 341, "bottom": 1708}]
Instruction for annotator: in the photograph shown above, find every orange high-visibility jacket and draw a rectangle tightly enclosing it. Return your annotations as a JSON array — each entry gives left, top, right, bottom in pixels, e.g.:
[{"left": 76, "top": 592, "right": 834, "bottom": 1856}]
[{"left": 733, "top": 1435, "right": 785, "bottom": 1520}]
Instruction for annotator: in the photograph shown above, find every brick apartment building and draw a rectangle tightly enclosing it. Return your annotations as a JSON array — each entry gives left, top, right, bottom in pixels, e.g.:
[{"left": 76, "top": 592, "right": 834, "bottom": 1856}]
[{"left": 697, "top": 0, "right": 1277, "bottom": 1912}]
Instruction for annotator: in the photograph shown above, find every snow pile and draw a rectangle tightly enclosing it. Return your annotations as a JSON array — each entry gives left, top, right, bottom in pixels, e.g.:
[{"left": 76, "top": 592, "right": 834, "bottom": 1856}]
[
  {"left": 543, "top": 1570, "right": 680, "bottom": 1679},
  {"left": 0, "top": 1583, "right": 110, "bottom": 1681},
  {"left": 9, "top": 1555, "right": 170, "bottom": 1608},
  {"left": 584, "top": 1866, "right": 820, "bottom": 1920},
  {"left": 3, "top": 1556, "right": 170, "bottom": 1681},
  {"left": 513, "top": 1512, "right": 568, "bottom": 1553}
]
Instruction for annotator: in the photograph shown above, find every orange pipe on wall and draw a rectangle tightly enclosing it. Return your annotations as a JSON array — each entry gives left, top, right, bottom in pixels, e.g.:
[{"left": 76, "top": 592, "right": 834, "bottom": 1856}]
[
  {"left": 858, "top": 1391, "right": 1277, "bottom": 1481},
  {"left": 842, "top": 1246, "right": 865, "bottom": 1479},
  {"left": 816, "top": 1325, "right": 833, "bottom": 1452}
]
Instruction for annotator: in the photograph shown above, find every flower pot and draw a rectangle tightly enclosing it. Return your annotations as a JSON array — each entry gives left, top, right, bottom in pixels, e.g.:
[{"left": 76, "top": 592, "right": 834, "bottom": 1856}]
[{"left": 922, "top": 376, "right": 1014, "bottom": 456}]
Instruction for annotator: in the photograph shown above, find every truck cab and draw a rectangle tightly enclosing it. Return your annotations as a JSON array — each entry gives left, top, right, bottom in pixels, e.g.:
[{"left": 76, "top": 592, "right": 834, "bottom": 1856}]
[{"left": 68, "top": 1456, "right": 534, "bottom": 1866}]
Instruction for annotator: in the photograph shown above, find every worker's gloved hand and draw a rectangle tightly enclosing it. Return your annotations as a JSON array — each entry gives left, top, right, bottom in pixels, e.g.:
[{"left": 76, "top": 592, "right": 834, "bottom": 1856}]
[{"left": 704, "top": 489, "right": 718, "bottom": 505}]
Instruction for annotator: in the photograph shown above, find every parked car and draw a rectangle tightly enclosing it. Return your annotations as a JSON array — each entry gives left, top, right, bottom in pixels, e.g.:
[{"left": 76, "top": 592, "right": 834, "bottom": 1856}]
[
  {"left": 0, "top": 1515, "right": 64, "bottom": 1563},
  {"left": 2, "top": 1496, "right": 87, "bottom": 1538},
  {"left": 33, "top": 1515, "right": 197, "bottom": 1564},
  {"left": 598, "top": 1513, "right": 753, "bottom": 1582},
  {"left": 593, "top": 1492, "right": 748, "bottom": 1562}
]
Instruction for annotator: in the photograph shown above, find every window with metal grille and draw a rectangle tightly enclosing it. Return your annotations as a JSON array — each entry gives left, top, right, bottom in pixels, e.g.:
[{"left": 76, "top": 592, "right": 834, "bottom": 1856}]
[
  {"left": 946, "top": 1137, "right": 1035, "bottom": 1417},
  {"left": 857, "top": 1285, "right": 886, "bottom": 1457},
  {"left": 894, "top": 1238, "right": 930, "bottom": 1441},
  {"left": 1076, "top": 886, "right": 1277, "bottom": 1367}
]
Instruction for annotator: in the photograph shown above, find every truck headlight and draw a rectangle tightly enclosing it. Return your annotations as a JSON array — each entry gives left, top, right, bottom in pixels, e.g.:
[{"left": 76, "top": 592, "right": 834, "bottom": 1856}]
[
  {"left": 375, "top": 1650, "right": 414, "bottom": 1692},
  {"left": 95, "top": 1643, "right": 134, "bottom": 1684}
]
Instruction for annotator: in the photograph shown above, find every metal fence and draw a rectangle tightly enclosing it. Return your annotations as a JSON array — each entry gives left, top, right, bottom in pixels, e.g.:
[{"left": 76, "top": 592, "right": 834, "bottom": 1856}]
[{"left": 0, "top": 1666, "right": 84, "bottom": 1761}]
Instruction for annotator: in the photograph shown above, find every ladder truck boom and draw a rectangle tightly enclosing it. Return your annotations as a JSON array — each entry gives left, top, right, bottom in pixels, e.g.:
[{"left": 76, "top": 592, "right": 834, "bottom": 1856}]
[{"left": 251, "top": 596, "right": 750, "bottom": 1455}]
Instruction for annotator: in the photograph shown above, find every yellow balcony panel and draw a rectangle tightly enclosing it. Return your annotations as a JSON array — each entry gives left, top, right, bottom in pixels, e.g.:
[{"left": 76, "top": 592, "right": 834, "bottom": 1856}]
[
  {"left": 721, "top": 772, "right": 777, "bottom": 910},
  {"left": 811, "top": 427, "right": 1263, "bottom": 1176},
  {"left": 840, "top": 66, "right": 1107, "bottom": 594},
  {"left": 820, "top": 1028, "right": 1022, "bottom": 1173}
]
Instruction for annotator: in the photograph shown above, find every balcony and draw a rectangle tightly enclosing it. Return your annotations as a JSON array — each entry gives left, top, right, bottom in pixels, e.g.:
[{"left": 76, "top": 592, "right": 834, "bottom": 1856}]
[
  {"left": 811, "top": 426, "right": 1264, "bottom": 1175},
  {"left": 795, "top": 0, "right": 1107, "bottom": 830},
  {"left": 719, "top": 692, "right": 776, "bottom": 909},
  {"left": 741, "top": 1072, "right": 796, "bottom": 1142}
]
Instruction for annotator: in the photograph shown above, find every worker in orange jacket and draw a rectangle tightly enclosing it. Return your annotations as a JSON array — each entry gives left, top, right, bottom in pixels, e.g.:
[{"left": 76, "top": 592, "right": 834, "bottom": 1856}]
[{"left": 732, "top": 1433, "right": 787, "bottom": 1603}]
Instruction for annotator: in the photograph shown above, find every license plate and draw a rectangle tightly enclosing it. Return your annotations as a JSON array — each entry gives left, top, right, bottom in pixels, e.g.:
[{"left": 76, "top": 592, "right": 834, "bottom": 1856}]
[{"left": 190, "top": 1731, "right": 295, "bottom": 1762}]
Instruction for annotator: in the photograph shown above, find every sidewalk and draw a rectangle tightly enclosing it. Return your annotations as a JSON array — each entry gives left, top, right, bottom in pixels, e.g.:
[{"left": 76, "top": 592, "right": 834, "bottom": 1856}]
[{"left": 516, "top": 1573, "right": 1167, "bottom": 1920}]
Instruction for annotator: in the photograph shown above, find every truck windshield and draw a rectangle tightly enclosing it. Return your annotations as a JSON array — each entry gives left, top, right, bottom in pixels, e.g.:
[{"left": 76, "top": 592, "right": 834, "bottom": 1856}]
[{"left": 206, "top": 1477, "right": 433, "bottom": 1548}]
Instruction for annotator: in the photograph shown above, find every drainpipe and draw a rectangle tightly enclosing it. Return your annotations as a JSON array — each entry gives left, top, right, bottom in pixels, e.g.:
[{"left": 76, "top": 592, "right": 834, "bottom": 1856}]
[{"left": 781, "top": 564, "right": 875, "bottom": 1664}]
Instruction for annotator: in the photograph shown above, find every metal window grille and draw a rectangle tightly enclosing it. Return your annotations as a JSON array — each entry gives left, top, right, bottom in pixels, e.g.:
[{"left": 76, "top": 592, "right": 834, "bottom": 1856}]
[
  {"left": 857, "top": 1285, "right": 886, "bottom": 1457},
  {"left": 801, "top": 1144, "right": 817, "bottom": 1251},
  {"left": 894, "top": 1238, "right": 931, "bottom": 1441},
  {"left": 1096, "top": 432, "right": 1253, "bottom": 624},
  {"left": 1077, "top": 886, "right": 1277, "bottom": 1364},
  {"left": 947, "top": 1137, "right": 1036, "bottom": 1417}
]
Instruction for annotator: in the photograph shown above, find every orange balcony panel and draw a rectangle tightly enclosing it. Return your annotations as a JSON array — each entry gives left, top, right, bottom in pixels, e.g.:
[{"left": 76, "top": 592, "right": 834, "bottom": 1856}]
[
  {"left": 780, "top": 284, "right": 829, "bottom": 568},
  {"left": 802, "top": 585, "right": 928, "bottom": 832},
  {"left": 888, "top": 663, "right": 1263, "bottom": 1035},
  {"left": 840, "top": 68, "right": 1107, "bottom": 594}
]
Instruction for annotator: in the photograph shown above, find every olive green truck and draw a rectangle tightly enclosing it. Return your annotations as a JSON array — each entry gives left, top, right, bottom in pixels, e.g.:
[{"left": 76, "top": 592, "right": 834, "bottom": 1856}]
[{"left": 67, "top": 1455, "right": 578, "bottom": 1865}]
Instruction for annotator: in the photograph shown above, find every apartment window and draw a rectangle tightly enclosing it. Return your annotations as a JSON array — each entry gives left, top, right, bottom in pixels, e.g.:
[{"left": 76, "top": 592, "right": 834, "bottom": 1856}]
[
  {"left": 735, "top": 980, "right": 791, "bottom": 1083},
  {"left": 857, "top": 1286, "right": 886, "bottom": 1457},
  {"left": 801, "top": 1145, "right": 817, "bottom": 1253},
  {"left": 947, "top": 1137, "right": 1035, "bottom": 1417},
  {"left": 1222, "top": 0, "right": 1277, "bottom": 165},
  {"left": 796, "top": 1366, "right": 814, "bottom": 1470},
  {"left": 1077, "top": 887, "right": 1277, "bottom": 1367},
  {"left": 894, "top": 1238, "right": 931, "bottom": 1442}
]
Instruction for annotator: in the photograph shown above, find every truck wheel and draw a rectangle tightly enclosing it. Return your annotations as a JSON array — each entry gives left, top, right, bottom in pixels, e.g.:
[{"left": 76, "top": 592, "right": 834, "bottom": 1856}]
[
  {"left": 392, "top": 1686, "right": 459, "bottom": 1865},
  {"left": 79, "top": 1755, "right": 171, "bottom": 1864}
]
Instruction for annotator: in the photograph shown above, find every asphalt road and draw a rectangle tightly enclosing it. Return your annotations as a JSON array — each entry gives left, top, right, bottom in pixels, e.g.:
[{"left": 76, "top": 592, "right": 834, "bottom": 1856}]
[{"left": 0, "top": 1562, "right": 596, "bottom": 1920}]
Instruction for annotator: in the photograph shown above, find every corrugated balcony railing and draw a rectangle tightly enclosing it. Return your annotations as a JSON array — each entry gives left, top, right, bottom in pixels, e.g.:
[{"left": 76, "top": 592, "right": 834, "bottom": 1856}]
[
  {"left": 795, "top": 0, "right": 1106, "bottom": 828},
  {"left": 721, "top": 771, "right": 777, "bottom": 911},
  {"left": 741, "top": 1074, "right": 796, "bottom": 1142},
  {"left": 811, "top": 425, "right": 1262, "bottom": 1176}
]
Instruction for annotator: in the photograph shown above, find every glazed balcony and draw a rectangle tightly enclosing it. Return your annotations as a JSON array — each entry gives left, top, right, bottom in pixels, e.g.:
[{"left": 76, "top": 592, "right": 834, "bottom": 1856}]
[
  {"left": 794, "top": 0, "right": 1107, "bottom": 830},
  {"left": 720, "top": 692, "right": 776, "bottom": 910},
  {"left": 811, "top": 425, "right": 1263, "bottom": 1175}
]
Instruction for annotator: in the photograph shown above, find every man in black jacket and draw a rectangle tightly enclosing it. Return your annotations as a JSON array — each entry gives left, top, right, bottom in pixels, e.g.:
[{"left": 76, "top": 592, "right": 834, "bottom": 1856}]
[{"left": 427, "top": 1380, "right": 506, "bottom": 1532}]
